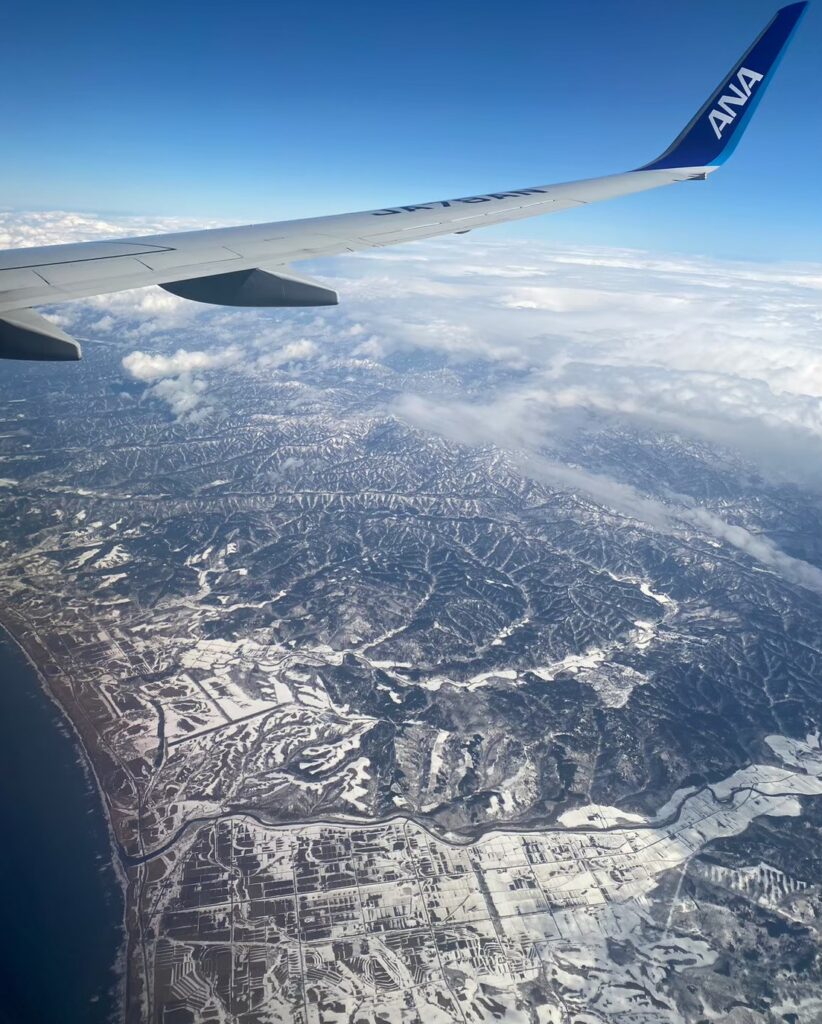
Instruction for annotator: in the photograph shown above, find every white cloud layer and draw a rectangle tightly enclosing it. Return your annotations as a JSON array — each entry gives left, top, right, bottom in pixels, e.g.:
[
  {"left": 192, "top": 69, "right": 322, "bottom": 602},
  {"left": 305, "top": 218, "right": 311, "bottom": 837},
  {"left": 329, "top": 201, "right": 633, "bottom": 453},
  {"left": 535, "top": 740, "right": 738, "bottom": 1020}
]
[
  {"left": 327, "top": 239, "right": 822, "bottom": 485},
  {"left": 0, "top": 209, "right": 209, "bottom": 249},
  {"left": 6, "top": 211, "right": 822, "bottom": 589}
]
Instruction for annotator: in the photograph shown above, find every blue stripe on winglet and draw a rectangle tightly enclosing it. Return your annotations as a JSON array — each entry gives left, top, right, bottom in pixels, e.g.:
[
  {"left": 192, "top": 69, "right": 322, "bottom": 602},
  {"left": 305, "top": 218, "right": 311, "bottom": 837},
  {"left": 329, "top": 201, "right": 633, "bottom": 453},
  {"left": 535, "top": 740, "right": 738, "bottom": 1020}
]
[{"left": 641, "top": 3, "right": 808, "bottom": 171}]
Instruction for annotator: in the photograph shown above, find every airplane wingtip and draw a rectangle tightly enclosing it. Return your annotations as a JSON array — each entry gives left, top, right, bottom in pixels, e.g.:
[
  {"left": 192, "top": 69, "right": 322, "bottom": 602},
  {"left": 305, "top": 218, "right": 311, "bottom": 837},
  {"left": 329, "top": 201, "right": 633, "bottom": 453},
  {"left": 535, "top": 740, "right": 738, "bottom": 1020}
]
[{"left": 640, "top": 2, "right": 807, "bottom": 173}]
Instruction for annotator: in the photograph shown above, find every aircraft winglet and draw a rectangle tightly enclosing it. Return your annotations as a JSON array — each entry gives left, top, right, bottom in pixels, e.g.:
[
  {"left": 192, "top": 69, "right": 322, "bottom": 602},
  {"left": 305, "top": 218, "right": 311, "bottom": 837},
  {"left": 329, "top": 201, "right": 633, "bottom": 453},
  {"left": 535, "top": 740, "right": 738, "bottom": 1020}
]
[{"left": 641, "top": 2, "right": 808, "bottom": 171}]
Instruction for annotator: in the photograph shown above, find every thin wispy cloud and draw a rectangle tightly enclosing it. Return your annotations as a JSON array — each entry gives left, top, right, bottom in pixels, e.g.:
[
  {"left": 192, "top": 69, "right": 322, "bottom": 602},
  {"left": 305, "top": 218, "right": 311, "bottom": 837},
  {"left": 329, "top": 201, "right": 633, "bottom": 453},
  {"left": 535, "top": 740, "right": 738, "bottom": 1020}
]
[{"left": 396, "top": 391, "right": 822, "bottom": 595}]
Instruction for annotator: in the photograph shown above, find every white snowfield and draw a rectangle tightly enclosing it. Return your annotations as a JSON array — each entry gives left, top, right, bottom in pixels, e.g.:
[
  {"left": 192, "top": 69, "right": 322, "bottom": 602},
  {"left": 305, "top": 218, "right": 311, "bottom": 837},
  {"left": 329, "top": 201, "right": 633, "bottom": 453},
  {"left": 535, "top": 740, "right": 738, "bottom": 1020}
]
[{"left": 146, "top": 733, "right": 822, "bottom": 1023}]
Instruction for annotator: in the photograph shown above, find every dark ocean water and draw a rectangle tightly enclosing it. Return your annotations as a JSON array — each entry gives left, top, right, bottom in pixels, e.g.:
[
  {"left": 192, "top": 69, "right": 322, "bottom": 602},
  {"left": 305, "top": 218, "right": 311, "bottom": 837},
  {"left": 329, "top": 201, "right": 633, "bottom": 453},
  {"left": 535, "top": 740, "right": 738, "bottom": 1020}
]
[{"left": 0, "top": 629, "right": 123, "bottom": 1024}]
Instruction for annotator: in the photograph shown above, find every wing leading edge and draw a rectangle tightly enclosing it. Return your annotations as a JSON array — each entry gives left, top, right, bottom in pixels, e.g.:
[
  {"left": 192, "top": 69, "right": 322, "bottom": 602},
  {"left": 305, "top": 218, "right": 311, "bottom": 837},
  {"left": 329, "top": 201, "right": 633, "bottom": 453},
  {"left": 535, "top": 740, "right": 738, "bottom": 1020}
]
[{"left": 0, "top": 2, "right": 807, "bottom": 361}]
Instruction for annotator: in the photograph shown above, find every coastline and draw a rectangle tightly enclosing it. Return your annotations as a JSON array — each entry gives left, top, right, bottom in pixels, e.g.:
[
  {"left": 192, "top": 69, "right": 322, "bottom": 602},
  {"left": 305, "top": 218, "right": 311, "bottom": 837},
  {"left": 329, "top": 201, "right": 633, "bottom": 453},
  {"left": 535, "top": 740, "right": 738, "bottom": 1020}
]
[{"left": 0, "top": 615, "right": 128, "bottom": 1024}]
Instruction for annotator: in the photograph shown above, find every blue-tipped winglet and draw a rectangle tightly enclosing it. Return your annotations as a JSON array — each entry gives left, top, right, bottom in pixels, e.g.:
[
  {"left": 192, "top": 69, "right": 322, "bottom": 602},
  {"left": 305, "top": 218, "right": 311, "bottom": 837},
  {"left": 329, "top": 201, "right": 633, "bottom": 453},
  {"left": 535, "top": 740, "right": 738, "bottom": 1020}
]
[{"left": 641, "top": 2, "right": 808, "bottom": 171}]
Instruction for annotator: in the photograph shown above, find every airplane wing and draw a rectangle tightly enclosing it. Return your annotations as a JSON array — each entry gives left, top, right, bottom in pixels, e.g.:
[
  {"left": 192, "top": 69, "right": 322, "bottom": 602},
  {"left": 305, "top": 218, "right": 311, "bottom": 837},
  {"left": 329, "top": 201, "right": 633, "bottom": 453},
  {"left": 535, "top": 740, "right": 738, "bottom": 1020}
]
[{"left": 0, "top": 2, "right": 807, "bottom": 361}]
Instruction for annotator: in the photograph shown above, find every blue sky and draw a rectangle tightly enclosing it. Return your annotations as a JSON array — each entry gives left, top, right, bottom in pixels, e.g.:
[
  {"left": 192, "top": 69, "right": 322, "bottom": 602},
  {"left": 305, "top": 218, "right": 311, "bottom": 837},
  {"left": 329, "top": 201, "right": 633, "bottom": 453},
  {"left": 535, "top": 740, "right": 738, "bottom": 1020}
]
[{"left": 1, "top": 0, "right": 818, "bottom": 259}]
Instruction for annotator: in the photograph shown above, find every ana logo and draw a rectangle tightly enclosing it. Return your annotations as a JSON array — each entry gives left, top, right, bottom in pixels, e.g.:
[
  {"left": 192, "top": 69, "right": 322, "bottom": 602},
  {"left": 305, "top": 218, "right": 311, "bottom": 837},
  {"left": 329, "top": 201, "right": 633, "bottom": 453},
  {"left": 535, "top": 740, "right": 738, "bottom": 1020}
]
[{"left": 709, "top": 67, "right": 765, "bottom": 140}]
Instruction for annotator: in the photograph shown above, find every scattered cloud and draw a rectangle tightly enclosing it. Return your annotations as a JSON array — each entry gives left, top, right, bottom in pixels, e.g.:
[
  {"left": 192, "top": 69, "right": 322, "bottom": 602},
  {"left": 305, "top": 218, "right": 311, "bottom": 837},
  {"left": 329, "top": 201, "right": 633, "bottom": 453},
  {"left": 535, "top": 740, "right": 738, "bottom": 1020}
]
[
  {"left": 119, "top": 337, "right": 319, "bottom": 420},
  {"left": 258, "top": 339, "right": 319, "bottom": 367},
  {"left": 121, "top": 347, "right": 243, "bottom": 421},
  {"left": 147, "top": 375, "right": 211, "bottom": 422},
  {"left": 122, "top": 347, "right": 240, "bottom": 382}
]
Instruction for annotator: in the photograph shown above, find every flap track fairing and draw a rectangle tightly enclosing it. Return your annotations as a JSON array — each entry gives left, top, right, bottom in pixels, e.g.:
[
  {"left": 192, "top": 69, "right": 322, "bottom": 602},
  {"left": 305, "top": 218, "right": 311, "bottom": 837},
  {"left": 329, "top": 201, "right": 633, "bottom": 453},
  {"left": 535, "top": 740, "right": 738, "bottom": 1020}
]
[
  {"left": 0, "top": 309, "right": 81, "bottom": 361},
  {"left": 160, "top": 267, "right": 338, "bottom": 307}
]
